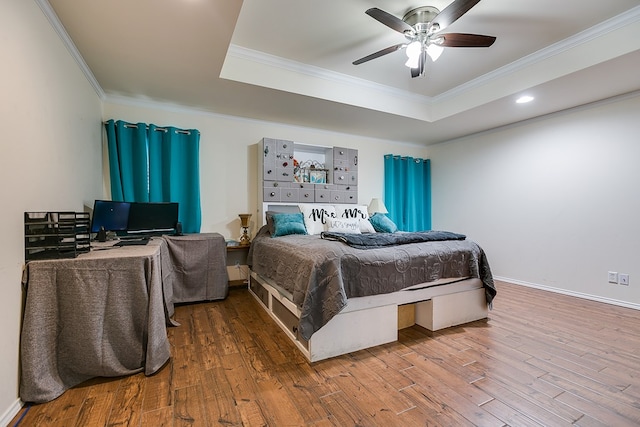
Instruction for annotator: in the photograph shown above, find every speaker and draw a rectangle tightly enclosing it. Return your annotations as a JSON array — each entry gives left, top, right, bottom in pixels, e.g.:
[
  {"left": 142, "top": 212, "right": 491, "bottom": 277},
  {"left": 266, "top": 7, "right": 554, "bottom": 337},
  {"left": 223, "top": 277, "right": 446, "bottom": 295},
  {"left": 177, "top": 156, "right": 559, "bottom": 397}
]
[
  {"left": 97, "top": 226, "right": 107, "bottom": 242},
  {"left": 175, "top": 222, "right": 183, "bottom": 236}
]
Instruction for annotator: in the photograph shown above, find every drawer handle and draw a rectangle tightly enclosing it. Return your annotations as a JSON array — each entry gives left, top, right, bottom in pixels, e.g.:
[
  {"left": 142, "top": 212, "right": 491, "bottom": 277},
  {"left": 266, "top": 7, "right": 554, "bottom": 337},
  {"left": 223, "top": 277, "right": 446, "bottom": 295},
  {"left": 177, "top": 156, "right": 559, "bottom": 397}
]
[
  {"left": 283, "top": 143, "right": 287, "bottom": 149},
  {"left": 270, "top": 192, "right": 276, "bottom": 197},
  {"left": 282, "top": 161, "right": 288, "bottom": 167},
  {"left": 273, "top": 182, "right": 279, "bottom": 187},
  {"left": 292, "top": 326, "right": 298, "bottom": 333},
  {"left": 354, "top": 155, "right": 358, "bottom": 166},
  {"left": 286, "top": 192, "right": 292, "bottom": 197},
  {"left": 267, "top": 169, "right": 272, "bottom": 174},
  {"left": 264, "top": 146, "right": 269, "bottom": 156},
  {"left": 304, "top": 193, "right": 309, "bottom": 198},
  {"left": 339, "top": 150, "right": 344, "bottom": 155},
  {"left": 320, "top": 194, "right": 324, "bottom": 198}
]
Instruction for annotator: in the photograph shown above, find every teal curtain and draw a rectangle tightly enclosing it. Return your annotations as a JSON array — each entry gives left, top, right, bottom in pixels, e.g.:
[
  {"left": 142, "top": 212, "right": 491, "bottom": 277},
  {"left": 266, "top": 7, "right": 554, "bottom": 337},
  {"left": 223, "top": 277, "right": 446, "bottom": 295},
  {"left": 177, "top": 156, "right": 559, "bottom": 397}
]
[
  {"left": 105, "top": 120, "right": 149, "bottom": 201},
  {"left": 105, "top": 119, "right": 201, "bottom": 233},
  {"left": 384, "top": 154, "right": 431, "bottom": 232}
]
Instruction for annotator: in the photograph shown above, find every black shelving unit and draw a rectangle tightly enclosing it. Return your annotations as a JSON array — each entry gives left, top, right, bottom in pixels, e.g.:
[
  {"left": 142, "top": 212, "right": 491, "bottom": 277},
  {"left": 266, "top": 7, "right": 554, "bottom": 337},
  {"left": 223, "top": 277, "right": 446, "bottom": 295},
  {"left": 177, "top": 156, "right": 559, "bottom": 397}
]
[{"left": 24, "top": 211, "right": 91, "bottom": 261}]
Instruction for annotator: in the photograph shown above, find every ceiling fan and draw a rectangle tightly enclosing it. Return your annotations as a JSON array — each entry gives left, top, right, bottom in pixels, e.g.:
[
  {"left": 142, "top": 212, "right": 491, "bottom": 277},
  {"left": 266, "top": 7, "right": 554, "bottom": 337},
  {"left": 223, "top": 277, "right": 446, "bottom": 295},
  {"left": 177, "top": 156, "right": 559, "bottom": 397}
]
[{"left": 353, "top": 0, "right": 496, "bottom": 78}]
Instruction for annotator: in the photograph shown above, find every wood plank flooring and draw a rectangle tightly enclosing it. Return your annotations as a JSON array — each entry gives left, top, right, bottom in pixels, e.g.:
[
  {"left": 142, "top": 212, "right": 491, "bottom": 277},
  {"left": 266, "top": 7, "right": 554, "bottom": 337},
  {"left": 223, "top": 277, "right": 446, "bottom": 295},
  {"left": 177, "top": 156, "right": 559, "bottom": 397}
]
[{"left": 11, "top": 281, "right": 640, "bottom": 426}]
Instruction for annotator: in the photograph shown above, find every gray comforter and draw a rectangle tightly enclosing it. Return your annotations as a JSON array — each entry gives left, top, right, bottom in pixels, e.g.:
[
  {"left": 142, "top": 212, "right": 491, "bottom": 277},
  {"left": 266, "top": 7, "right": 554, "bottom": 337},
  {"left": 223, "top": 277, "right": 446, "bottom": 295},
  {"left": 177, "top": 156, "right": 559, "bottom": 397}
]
[{"left": 250, "top": 227, "right": 496, "bottom": 340}]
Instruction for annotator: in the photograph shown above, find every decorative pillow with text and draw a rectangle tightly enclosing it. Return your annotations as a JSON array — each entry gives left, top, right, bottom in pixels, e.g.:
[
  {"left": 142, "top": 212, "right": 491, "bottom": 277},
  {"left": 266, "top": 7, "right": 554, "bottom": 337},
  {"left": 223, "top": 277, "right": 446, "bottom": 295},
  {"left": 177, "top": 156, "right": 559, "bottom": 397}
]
[
  {"left": 327, "top": 218, "right": 362, "bottom": 234},
  {"left": 334, "top": 205, "right": 376, "bottom": 233},
  {"left": 298, "top": 204, "right": 337, "bottom": 235}
]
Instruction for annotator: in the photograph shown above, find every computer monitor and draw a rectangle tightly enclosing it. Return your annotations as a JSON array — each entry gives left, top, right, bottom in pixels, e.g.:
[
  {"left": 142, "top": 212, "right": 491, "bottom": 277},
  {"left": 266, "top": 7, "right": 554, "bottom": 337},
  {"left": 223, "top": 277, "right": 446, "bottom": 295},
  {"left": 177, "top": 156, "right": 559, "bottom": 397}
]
[
  {"left": 127, "top": 202, "right": 179, "bottom": 235},
  {"left": 90, "top": 200, "right": 131, "bottom": 234}
]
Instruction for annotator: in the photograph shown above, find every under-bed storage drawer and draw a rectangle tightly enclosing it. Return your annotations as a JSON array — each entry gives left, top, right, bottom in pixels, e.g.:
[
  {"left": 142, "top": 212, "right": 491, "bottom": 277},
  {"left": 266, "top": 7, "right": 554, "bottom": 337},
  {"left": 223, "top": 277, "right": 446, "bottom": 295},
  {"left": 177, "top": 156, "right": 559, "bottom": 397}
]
[
  {"left": 415, "top": 288, "right": 487, "bottom": 331},
  {"left": 249, "top": 275, "right": 270, "bottom": 308},
  {"left": 272, "top": 297, "right": 308, "bottom": 348}
]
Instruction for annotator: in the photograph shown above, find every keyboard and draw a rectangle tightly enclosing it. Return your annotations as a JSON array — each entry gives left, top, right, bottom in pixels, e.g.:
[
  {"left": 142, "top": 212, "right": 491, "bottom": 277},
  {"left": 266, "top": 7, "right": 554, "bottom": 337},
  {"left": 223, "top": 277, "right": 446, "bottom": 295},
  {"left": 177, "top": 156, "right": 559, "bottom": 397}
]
[{"left": 114, "top": 238, "right": 149, "bottom": 246}]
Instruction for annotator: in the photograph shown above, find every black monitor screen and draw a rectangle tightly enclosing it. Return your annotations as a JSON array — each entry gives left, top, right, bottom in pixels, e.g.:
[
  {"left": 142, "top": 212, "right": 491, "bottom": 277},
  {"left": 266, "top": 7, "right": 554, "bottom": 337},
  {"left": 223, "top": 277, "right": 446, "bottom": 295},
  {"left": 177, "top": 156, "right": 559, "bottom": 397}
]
[
  {"left": 90, "top": 200, "right": 131, "bottom": 233},
  {"left": 127, "top": 202, "right": 179, "bottom": 234}
]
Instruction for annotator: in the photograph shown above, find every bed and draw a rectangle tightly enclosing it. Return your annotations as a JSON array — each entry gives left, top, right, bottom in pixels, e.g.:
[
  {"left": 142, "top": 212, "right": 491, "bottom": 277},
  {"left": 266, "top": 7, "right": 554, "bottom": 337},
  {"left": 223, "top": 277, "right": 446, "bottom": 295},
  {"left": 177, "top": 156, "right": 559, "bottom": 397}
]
[{"left": 248, "top": 204, "right": 496, "bottom": 362}]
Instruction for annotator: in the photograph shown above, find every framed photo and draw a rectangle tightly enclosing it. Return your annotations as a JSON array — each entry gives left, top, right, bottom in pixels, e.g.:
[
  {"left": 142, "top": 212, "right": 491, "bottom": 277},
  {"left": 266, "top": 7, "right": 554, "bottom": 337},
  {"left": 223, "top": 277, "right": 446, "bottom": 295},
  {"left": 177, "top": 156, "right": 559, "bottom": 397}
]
[{"left": 309, "top": 169, "right": 327, "bottom": 184}]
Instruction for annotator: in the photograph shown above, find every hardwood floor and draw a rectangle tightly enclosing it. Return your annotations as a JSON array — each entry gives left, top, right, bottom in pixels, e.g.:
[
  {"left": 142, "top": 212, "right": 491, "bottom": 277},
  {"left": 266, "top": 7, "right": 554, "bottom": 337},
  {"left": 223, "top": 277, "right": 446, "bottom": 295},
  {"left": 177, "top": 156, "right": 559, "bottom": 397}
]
[{"left": 11, "top": 281, "right": 640, "bottom": 426}]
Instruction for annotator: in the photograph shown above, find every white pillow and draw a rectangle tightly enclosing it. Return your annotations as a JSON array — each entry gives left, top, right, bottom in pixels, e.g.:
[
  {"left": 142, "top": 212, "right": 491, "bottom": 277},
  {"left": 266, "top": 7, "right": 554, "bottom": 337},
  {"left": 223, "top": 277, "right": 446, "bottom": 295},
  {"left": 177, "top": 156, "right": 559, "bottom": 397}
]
[
  {"left": 298, "top": 204, "right": 336, "bottom": 235},
  {"left": 335, "top": 205, "right": 376, "bottom": 233},
  {"left": 327, "top": 218, "right": 362, "bottom": 234}
]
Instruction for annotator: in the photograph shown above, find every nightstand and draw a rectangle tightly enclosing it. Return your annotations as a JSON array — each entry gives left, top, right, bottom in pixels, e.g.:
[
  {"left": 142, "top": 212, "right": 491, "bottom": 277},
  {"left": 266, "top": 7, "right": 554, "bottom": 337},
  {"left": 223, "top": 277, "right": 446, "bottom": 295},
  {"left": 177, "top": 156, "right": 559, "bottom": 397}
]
[{"left": 226, "top": 244, "right": 250, "bottom": 287}]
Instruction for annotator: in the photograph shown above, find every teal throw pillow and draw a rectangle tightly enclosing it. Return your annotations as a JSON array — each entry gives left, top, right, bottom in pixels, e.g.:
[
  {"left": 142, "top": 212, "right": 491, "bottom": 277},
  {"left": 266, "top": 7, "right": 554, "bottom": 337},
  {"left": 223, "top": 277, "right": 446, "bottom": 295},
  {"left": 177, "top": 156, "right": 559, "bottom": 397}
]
[
  {"left": 369, "top": 213, "right": 398, "bottom": 233},
  {"left": 272, "top": 213, "right": 308, "bottom": 237}
]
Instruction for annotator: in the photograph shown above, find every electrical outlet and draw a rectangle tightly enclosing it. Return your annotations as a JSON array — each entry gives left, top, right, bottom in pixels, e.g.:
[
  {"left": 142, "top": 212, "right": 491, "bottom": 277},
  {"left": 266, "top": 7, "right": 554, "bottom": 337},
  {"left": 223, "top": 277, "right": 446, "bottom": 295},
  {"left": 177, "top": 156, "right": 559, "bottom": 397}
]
[
  {"left": 619, "top": 273, "right": 629, "bottom": 286},
  {"left": 608, "top": 271, "right": 618, "bottom": 284}
]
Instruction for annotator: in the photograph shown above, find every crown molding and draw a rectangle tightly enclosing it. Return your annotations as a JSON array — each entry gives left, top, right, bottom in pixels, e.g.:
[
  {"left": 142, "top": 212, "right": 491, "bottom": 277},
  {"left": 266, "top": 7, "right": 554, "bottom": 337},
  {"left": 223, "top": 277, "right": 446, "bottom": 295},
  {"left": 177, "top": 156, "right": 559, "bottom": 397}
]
[
  {"left": 35, "top": 0, "right": 105, "bottom": 99},
  {"left": 226, "top": 44, "right": 433, "bottom": 108}
]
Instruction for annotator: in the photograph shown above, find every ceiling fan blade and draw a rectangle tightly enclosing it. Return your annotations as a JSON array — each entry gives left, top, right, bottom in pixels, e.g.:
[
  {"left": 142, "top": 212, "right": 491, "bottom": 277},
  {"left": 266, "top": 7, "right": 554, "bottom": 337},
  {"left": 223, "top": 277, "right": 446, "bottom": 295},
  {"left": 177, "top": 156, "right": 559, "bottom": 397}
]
[
  {"left": 366, "top": 8, "right": 414, "bottom": 34},
  {"left": 353, "top": 43, "right": 405, "bottom": 65},
  {"left": 439, "top": 33, "right": 496, "bottom": 47},
  {"left": 432, "top": 0, "right": 482, "bottom": 31}
]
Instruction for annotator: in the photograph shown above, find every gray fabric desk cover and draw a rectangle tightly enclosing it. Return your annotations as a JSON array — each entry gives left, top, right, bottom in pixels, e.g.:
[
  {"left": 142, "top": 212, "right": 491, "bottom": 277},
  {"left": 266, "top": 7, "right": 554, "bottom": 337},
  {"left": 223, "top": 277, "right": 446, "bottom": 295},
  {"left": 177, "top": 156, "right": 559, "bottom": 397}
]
[
  {"left": 20, "top": 239, "right": 170, "bottom": 403},
  {"left": 161, "top": 233, "right": 228, "bottom": 304}
]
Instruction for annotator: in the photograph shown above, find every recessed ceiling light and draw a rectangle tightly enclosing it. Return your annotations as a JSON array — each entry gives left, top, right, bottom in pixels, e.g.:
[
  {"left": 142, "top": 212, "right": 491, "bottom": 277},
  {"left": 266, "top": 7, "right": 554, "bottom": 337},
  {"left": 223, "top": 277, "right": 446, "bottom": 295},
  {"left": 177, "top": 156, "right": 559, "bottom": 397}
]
[{"left": 516, "top": 95, "right": 534, "bottom": 104}]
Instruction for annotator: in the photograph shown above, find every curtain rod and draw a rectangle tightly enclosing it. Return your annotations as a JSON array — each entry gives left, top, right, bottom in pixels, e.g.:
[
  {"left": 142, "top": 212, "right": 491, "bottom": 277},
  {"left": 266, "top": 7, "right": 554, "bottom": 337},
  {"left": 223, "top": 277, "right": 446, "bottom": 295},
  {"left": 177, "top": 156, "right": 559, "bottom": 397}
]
[
  {"left": 103, "top": 121, "right": 196, "bottom": 135},
  {"left": 385, "top": 154, "right": 429, "bottom": 163}
]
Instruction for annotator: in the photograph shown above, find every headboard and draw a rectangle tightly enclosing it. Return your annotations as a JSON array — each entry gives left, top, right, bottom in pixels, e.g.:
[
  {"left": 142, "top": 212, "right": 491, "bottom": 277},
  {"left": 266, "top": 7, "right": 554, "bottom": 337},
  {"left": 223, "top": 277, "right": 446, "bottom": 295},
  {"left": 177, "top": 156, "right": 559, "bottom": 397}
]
[{"left": 258, "top": 138, "right": 359, "bottom": 228}]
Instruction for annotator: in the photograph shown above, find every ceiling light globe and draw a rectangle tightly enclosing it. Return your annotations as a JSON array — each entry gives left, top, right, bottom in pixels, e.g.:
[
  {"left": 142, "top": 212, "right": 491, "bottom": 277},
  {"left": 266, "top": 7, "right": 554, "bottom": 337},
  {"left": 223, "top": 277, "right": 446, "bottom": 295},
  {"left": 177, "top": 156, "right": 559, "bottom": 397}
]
[
  {"left": 405, "top": 41, "right": 422, "bottom": 59},
  {"left": 426, "top": 44, "right": 443, "bottom": 61}
]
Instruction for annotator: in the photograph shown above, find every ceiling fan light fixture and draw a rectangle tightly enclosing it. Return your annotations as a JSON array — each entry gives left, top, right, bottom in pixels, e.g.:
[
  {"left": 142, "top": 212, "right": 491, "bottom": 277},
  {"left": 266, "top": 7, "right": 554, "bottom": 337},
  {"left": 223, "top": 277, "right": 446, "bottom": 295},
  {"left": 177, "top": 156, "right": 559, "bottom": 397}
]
[
  {"left": 354, "top": 2, "right": 497, "bottom": 78},
  {"left": 426, "top": 43, "right": 444, "bottom": 61},
  {"left": 405, "top": 41, "right": 422, "bottom": 68}
]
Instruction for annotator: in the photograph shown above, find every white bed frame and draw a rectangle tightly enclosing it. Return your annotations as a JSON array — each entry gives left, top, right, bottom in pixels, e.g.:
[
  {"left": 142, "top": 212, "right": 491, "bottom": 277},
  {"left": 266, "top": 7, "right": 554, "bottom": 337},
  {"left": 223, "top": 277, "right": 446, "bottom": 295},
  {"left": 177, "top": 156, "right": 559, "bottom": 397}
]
[
  {"left": 248, "top": 272, "right": 488, "bottom": 362},
  {"left": 251, "top": 203, "right": 489, "bottom": 362}
]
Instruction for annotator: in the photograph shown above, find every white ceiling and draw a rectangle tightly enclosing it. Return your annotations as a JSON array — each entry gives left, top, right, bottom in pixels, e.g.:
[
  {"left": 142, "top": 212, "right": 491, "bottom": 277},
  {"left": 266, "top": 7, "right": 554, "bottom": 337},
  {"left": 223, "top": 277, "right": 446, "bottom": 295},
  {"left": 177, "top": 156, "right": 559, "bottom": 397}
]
[{"left": 44, "top": 0, "right": 640, "bottom": 145}]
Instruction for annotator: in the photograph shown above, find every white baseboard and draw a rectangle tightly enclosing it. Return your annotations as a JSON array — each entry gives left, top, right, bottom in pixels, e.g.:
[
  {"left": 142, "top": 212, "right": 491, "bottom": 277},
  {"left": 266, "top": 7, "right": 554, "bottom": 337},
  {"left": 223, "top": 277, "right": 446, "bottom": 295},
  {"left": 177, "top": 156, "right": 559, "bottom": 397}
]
[
  {"left": 0, "top": 399, "right": 23, "bottom": 427},
  {"left": 495, "top": 276, "right": 640, "bottom": 311}
]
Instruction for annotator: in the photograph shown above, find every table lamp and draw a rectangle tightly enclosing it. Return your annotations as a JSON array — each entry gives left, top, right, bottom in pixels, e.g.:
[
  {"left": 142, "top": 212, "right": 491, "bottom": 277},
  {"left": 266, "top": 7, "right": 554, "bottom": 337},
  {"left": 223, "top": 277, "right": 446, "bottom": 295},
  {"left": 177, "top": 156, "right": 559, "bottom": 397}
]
[
  {"left": 368, "top": 198, "right": 389, "bottom": 215},
  {"left": 239, "top": 213, "right": 252, "bottom": 246}
]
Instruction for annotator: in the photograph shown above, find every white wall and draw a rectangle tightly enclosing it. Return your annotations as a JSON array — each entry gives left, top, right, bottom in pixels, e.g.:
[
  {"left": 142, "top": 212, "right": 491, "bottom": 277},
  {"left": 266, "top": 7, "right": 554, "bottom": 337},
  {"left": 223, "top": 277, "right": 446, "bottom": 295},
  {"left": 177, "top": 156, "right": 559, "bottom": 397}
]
[
  {"left": 430, "top": 92, "right": 640, "bottom": 307},
  {"left": 0, "top": 2, "right": 426, "bottom": 419},
  {"left": 0, "top": 0, "right": 103, "bottom": 423},
  {"left": 102, "top": 101, "right": 428, "bottom": 240}
]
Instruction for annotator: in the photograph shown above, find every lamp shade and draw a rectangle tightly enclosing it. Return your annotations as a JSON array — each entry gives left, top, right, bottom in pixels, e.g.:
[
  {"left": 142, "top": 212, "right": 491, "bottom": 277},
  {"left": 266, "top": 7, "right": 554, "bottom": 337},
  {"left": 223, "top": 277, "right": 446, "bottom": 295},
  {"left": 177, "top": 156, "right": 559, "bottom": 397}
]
[
  {"left": 239, "top": 214, "right": 251, "bottom": 228},
  {"left": 368, "top": 198, "right": 388, "bottom": 215}
]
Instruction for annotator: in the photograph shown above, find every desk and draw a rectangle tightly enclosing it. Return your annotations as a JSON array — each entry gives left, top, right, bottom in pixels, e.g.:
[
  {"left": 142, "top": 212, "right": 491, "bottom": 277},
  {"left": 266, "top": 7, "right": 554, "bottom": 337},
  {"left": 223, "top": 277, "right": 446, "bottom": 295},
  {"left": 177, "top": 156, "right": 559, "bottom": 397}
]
[{"left": 20, "top": 239, "right": 170, "bottom": 403}]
